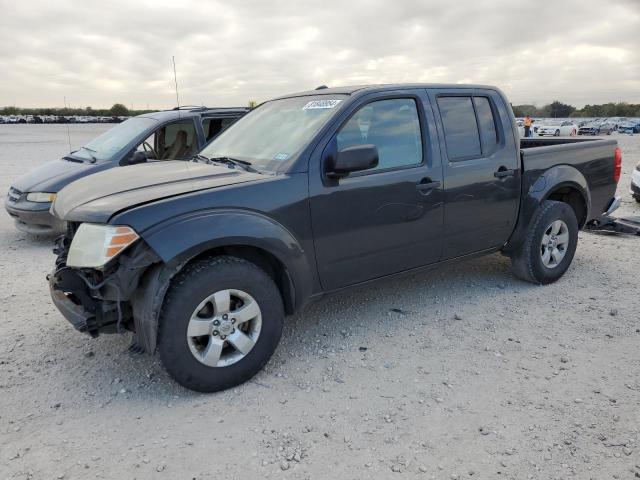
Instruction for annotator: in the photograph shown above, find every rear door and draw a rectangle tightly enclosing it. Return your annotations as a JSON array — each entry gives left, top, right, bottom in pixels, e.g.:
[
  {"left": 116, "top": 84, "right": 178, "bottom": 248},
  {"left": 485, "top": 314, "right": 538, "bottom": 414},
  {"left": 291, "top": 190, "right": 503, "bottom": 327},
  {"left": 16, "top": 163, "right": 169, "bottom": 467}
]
[
  {"left": 428, "top": 89, "right": 520, "bottom": 258},
  {"left": 309, "top": 90, "right": 445, "bottom": 290}
]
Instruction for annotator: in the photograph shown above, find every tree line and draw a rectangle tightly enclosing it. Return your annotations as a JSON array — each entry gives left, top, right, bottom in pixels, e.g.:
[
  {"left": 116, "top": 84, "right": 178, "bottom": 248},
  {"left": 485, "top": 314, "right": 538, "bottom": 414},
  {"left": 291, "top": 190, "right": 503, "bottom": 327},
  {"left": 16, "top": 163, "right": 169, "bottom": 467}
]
[
  {"left": 512, "top": 101, "right": 640, "bottom": 118},
  {"left": 3, "top": 101, "right": 640, "bottom": 119},
  {"left": 0, "top": 103, "right": 152, "bottom": 117}
]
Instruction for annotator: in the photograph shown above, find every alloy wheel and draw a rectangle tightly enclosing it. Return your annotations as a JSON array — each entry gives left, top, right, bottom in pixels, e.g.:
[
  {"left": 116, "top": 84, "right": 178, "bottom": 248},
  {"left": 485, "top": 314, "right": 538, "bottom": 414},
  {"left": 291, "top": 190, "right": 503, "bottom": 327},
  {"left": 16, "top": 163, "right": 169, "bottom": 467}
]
[
  {"left": 540, "top": 220, "right": 569, "bottom": 268},
  {"left": 186, "top": 289, "right": 262, "bottom": 367}
]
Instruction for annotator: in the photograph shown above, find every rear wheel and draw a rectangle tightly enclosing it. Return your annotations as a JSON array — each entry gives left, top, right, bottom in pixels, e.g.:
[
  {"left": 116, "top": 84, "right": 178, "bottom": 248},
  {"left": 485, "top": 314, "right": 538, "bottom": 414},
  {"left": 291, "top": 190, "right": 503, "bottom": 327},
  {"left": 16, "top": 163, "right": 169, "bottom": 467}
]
[
  {"left": 158, "top": 256, "right": 284, "bottom": 392},
  {"left": 510, "top": 200, "right": 578, "bottom": 284}
]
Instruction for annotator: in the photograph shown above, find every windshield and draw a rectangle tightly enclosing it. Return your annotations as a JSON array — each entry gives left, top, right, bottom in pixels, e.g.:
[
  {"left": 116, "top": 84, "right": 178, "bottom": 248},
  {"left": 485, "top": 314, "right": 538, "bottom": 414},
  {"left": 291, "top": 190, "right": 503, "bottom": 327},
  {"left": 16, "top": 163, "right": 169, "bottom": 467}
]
[
  {"left": 200, "top": 95, "right": 347, "bottom": 171},
  {"left": 72, "top": 117, "right": 158, "bottom": 162}
]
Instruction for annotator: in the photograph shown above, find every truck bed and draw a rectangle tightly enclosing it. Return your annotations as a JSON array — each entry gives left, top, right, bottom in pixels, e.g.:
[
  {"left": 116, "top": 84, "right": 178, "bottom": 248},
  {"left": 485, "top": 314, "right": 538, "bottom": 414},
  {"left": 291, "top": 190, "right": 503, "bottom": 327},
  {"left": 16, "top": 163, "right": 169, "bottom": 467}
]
[
  {"left": 501, "top": 135, "right": 620, "bottom": 254},
  {"left": 520, "top": 136, "right": 615, "bottom": 149},
  {"left": 519, "top": 136, "right": 618, "bottom": 223}
]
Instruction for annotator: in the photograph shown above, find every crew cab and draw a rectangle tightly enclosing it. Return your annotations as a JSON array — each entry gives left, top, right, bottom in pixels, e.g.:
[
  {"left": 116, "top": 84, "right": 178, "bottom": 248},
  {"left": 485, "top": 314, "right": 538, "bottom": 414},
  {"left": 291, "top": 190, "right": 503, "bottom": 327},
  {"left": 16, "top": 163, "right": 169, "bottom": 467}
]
[
  {"left": 48, "top": 84, "right": 622, "bottom": 392},
  {"left": 5, "top": 106, "right": 248, "bottom": 235}
]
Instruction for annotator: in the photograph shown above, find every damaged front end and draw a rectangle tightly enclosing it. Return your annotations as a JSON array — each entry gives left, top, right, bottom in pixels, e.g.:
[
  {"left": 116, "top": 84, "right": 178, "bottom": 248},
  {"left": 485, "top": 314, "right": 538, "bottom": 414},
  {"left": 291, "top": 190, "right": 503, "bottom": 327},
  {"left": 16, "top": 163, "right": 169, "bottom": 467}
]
[{"left": 48, "top": 222, "right": 161, "bottom": 341}]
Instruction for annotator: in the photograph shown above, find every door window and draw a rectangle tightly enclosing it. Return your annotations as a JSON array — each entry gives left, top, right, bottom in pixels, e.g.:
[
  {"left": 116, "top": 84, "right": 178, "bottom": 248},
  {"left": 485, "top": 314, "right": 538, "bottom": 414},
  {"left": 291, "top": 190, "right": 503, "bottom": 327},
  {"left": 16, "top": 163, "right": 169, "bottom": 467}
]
[
  {"left": 336, "top": 98, "right": 422, "bottom": 172},
  {"left": 159, "top": 120, "right": 197, "bottom": 159},
  {"left": 135, "top": 131, "right": 158, "bottom": 159},
  {"left": 437, "top": 96, "right": 482, "bottom": 161}
]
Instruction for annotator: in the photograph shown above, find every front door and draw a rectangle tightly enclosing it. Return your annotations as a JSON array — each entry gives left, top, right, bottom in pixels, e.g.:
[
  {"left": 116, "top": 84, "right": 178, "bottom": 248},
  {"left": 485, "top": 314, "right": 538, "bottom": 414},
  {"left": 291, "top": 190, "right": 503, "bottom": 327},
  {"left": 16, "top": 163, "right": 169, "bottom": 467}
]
[
  {"left": 310, "top": 93, "right": 444, "bottom": 291},
  {"left": 428, "top": 90, "right": 521, "bottom": 259}
]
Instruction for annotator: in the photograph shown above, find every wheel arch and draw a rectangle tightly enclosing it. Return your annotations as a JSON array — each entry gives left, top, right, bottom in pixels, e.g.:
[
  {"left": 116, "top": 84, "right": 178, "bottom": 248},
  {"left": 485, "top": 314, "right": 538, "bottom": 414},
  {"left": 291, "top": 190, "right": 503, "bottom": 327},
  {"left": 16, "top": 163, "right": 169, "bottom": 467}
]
[
  {"left": 503, "top": 165, "right": 590, "bottom": 254},
  {"left": 130, "top": 209, "right": 315, "bottom": 353},
  {"left": 544, "top": 184, "right": 588, "bottom": 228}
]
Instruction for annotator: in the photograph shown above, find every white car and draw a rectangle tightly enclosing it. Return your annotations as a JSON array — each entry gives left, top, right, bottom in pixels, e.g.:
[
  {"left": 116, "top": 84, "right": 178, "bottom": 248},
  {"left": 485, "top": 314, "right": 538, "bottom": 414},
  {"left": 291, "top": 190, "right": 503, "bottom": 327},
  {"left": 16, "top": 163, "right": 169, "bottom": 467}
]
[{"left": 537, "top": 120, "right": 577, "bottom": 137}]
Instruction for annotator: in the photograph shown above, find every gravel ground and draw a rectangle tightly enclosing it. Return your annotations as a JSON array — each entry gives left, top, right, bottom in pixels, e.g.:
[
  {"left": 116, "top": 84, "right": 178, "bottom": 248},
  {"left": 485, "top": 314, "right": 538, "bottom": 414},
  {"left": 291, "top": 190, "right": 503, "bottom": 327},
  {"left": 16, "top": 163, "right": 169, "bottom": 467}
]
[{"left": 1, "top": 125, "right": 639, "bottom": 480}]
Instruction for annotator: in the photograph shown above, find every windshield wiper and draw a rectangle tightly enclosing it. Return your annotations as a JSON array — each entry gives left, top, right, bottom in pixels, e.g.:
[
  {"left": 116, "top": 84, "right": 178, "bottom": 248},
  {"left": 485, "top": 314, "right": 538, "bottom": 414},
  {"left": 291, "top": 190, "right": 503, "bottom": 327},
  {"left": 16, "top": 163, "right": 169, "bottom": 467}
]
[
  {"left": 208, "top": 156, "right": 259, "bottom": 173},
  {"left": 192, "top": 154, "right": 211, "bottom": 164},
  {"left": 79, "top": 146, "right": 97, "bottom": 163}
]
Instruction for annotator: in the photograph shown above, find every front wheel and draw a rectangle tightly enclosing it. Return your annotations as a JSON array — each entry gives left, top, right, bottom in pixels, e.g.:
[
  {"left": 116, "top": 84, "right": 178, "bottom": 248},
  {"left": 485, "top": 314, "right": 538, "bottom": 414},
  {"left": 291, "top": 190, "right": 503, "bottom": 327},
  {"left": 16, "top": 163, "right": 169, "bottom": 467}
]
[
  {"left": 157, "top": 256, "right": 284, "bottom": 392},
  {"left": 510, "top": 200, "right": 579, "bottom": 284}
]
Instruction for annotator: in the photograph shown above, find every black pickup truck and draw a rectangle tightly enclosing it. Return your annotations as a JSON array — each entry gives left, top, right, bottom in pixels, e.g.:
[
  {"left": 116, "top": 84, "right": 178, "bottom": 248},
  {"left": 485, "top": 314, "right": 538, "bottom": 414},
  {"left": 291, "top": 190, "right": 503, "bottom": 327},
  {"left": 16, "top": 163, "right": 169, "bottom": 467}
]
[{"left": 48, "top": 84, "right": 622, "bottom": 392}]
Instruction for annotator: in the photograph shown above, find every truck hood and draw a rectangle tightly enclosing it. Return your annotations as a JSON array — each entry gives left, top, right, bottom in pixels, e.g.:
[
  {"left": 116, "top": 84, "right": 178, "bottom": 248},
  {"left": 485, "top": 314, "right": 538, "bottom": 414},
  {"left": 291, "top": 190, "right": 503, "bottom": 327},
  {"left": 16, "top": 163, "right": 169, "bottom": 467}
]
[
  {"left": 52, "top": 161, "right": 264, "bottom": 223},
  {"left": 11, "top": 158, "right": 104, "bottom": 193}
]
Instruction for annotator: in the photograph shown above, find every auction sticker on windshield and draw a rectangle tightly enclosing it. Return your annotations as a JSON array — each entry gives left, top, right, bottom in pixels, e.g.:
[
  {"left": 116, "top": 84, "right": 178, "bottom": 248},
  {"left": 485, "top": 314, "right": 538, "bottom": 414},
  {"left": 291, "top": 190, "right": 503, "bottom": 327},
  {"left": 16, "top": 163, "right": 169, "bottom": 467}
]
[{"left": 302, "top": 99, "right": 342, "bottom": 110}]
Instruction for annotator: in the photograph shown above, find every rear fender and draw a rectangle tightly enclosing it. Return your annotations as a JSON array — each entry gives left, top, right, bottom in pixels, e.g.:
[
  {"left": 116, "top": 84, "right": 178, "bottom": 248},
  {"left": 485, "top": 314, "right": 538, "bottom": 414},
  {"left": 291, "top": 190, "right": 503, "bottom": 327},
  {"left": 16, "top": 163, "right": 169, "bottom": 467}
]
[{"left": 503, "top": 165, "right": 590, "bottom": 254}]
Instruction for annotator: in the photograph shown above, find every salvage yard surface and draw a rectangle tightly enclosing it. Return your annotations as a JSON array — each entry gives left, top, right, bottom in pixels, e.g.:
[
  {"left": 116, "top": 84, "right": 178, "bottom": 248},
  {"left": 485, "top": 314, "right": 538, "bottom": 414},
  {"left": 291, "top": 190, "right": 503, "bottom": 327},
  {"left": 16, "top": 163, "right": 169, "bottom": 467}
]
[{"left": 1, "top": 125, "right": 639, "bottom": 480}]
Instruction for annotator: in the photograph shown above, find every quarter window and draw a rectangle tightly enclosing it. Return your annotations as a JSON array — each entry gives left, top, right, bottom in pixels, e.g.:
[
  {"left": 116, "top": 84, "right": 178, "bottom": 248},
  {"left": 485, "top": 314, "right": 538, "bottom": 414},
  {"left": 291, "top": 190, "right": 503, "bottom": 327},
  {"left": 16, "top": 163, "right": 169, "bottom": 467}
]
[
  {"left": 437, "top": 96, "right": 481, "bottom": 160},
  {"left": 336, "top": 98, "right": 422, "bottom": 171},
  {"left": 202, "top": 117, "right": 237, "bottom": 142}
]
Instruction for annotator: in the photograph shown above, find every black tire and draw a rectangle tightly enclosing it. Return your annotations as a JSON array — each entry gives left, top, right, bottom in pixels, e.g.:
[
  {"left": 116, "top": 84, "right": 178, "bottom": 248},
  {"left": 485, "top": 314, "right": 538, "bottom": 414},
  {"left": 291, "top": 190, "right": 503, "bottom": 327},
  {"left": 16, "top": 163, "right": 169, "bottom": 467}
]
[
  {"left": 510, "top": 200, "right": 579, "bottom": 284},
  {"left": 158, "top": 255, "right": 284, "bottom": 392},
  {"left": 554, "top": 129, "right": 560, "bottom": 136}
]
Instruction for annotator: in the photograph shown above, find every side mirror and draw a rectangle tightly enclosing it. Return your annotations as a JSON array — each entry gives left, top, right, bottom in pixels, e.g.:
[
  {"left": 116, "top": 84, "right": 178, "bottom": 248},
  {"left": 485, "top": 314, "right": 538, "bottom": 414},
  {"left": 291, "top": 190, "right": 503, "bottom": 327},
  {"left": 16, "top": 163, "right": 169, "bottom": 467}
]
[
  {"left": 328, "top": 144, "right": 379, "bottom": 178},
  {"left": 122, "top": 151, "right": 148, "bottom": 166}
]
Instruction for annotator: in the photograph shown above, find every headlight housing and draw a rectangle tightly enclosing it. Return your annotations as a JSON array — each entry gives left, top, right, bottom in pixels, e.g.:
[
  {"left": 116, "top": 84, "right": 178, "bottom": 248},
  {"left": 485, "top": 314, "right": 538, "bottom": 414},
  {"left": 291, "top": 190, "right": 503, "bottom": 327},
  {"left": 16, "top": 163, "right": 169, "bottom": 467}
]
[
  {"left": 27, "top": 192, "right": 56, "bottom": 202},
  {"left": 66, "top": 224, "right": 139, "bottom": 269}
]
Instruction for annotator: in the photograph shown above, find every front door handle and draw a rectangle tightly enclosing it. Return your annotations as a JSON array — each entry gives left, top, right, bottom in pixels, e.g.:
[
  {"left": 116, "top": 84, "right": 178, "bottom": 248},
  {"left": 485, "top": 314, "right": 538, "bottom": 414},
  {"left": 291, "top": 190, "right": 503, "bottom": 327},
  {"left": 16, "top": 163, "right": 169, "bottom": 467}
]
[
  {"left": 494, "top": 167, "right": 516, "bottom": 178},
  {"left": 416, "top": 178, "right": 441, "bottom": 193}
]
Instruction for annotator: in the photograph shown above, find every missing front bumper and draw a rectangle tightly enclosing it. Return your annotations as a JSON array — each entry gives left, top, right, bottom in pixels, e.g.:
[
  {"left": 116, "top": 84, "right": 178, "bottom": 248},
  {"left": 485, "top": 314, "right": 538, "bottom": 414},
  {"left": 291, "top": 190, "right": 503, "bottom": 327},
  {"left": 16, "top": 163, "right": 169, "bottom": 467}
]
[{"left": 48, "top": 268, "right": 121, "bottom": 336}]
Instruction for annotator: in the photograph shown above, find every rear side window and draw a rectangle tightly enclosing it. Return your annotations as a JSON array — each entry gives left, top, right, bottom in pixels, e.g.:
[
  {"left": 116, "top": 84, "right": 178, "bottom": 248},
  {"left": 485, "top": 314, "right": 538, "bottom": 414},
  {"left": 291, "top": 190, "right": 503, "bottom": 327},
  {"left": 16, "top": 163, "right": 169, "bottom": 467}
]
[
  {"left": 203, "top": 117, "right": 238, "bottom": 141},
  {"left": 473, "top": 97, "right": 498, "bottom": 152},
  {"left": 337, "top": 98, "right": 422, "bottom": 171},
  {"left": 437, "top": 96, "right": 481, "bottom": 160}
]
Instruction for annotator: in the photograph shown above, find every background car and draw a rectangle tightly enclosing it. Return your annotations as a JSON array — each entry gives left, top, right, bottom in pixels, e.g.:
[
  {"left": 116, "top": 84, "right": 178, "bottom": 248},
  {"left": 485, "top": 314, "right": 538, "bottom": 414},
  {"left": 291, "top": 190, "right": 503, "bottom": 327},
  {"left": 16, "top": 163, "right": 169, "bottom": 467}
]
[
  {"left": 578, "top": 121, "right": 614, "bottom": 135},
  {"left": 5, "top": 106, "right": 248, "bottom": 235},
  {"left": 536, "top": 120, "right": 578, "bottom": 136},
  {"left": 618, "top": 120, "right": 640, "bottom": 134}
]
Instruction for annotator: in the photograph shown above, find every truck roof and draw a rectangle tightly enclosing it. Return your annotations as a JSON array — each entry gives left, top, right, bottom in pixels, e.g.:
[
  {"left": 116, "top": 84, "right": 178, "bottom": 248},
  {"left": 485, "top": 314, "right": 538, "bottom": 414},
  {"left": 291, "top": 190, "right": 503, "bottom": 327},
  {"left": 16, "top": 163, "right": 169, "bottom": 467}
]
[{"left": 275, "top": 83, "right": 498, "bottom": 99}]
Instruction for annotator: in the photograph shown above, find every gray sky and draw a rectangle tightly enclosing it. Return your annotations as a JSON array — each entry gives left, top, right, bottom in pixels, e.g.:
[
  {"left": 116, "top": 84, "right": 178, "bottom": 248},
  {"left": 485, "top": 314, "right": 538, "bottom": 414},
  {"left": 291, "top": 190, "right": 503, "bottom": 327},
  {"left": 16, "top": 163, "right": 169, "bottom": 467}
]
[{"left": 1, "top": 0, "right": 639, "bottom": 109}]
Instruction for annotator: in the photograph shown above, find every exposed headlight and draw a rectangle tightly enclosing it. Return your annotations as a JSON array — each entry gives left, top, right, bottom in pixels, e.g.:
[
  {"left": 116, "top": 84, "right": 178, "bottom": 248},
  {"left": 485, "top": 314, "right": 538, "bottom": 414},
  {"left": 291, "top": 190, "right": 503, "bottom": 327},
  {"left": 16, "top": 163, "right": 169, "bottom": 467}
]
[
  {"left": 27, "top": 192, "right": 56, "bottom": 202},
  {"left": 67, "top": 223, "right": 139, "bottom": 269}
]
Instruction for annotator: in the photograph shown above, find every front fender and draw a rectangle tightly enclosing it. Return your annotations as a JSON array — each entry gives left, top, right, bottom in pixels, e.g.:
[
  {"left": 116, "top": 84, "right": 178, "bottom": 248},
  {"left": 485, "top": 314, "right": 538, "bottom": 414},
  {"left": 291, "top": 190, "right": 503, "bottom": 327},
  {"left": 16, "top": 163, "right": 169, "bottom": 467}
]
[
  {"left": 503, "top": 165, "right": 590, "bottom": 254},
  {"left": 128, "top": 209, "right": 314, "bottom": 353},
  {"left": 141, "top": 208, "right": 314, "bottom": 305}
]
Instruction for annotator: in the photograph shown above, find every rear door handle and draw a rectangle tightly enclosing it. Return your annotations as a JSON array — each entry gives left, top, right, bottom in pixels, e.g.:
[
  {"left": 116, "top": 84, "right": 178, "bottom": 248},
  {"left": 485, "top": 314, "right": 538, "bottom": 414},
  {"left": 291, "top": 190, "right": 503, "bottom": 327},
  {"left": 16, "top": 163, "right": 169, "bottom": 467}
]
[
  {"left": 416, "top": 178, "right": 441, "bottom": 193},
  {"left": 494, "top": 167, "right": 516, "bottom": 178}
]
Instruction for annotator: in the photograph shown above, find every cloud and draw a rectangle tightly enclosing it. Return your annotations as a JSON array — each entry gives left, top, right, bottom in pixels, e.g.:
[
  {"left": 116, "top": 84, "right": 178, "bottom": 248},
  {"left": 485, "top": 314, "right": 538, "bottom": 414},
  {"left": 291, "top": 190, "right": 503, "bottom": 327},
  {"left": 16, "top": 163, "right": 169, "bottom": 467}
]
[{"left": 0, "top": 0, "right": 638, "bottom": 108}]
